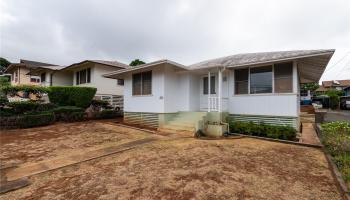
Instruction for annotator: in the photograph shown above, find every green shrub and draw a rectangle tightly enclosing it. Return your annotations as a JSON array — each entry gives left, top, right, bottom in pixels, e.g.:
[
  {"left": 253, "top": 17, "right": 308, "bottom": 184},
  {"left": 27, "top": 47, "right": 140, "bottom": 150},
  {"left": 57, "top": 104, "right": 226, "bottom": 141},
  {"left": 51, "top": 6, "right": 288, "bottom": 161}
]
[
  {"left": 321, "top": 121, "right": 350, "bottom": 155},
  {"left": 97, "top": 109, "right": 121, "bottom": 119},
  {"left": 2, "top": 85, "right": 49, "bottom": 96},
  {"left": 228, "top": 120, "right": 296, "bottom": 141},
  {"left": 6, "top": 101, "right": 56, "bottom": 114},
  {"left": 7, "top": 101, "right": 39, "bottom": 114},
  {"left": 321, "top": 121, "right": 350, "bottom": 183},
  {"left": 0, "top": 108, "right": 15, "bottom": 117},
  {"left": 52, "top": 106, "right": 85, "bottom": 122},
  {"left": 0, "top": 94, "right": 8, "bottom": 106},
  {"left": 48, "top": 86, "right": 97, "bottom": 108},
  {"left": 17, "top": 112, "right": 55, "bottom": 128}
]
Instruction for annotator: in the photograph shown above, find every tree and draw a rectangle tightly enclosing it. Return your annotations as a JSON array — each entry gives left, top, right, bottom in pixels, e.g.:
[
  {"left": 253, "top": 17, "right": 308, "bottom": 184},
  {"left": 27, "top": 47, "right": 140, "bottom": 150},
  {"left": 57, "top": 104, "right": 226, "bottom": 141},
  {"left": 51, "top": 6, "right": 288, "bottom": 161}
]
[
  {"left": 301, "top": 82, "right": 319, "bottom": 92},
  {"left": 0, "top": 57, "right": 11, "bottom": 72},
  {"left": 129, "top": 59, "right": 145, "bottom": 67}
]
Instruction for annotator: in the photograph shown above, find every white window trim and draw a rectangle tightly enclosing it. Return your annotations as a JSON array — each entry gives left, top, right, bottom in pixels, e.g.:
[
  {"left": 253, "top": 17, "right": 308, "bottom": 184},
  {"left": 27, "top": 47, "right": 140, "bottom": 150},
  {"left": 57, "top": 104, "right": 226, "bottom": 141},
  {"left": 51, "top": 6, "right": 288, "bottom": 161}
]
[
  {"left": 132, "top": 70, "right": 152, "bottom": 96},
  {"left": 233, "top": 61, "right": 295, "bottom": 96}
]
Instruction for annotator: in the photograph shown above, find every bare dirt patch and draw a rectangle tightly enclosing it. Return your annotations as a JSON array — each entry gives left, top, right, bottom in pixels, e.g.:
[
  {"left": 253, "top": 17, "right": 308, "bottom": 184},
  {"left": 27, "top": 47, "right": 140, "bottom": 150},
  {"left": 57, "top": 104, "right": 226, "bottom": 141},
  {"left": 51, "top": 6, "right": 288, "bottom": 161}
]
[
  {"left": 0, "top": 120, "right": 151, "bottom": 166},
  {"left": 0, "top": 136, "right": 343, "bottom": 200}
]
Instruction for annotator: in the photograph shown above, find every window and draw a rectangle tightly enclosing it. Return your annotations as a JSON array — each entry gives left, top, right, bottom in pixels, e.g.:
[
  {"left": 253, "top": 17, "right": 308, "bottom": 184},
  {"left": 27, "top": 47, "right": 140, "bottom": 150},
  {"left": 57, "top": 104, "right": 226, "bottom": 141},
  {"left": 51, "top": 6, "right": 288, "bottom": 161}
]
[
  {"left": 274, "top": 62, "right": 293, "bottom": 93},
  {"left": 132, "top": 71, "right": 152, "bottom": 95},
  {"left": 76, "top": 68, "right": 91, "bottom": 85},
  {"left": 117, "top": 79, "right": 124, "bottom": 86},
  {"left": 30, "top": 76, "right": 40, "bottom": 83},
  {"left": 234, "top": 69, "right": 248, "bottom": 94},
  {"left": 203, "top": 76, "right": 216, "bottom": 94},
  {"left": 250, "top": 66, "right": 272, "bottom": 94},
  {"left": 41, "top": 73, "right": 46, "bottom": 82}
]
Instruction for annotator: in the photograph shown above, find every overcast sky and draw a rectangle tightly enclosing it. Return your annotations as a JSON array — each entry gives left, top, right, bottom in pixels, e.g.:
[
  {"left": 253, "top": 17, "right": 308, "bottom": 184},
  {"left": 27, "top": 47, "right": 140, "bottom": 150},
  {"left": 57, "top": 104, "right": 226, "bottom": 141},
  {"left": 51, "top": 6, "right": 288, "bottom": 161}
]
[{"left": 1, "top": 0, "right": 349, "bottom": 81}]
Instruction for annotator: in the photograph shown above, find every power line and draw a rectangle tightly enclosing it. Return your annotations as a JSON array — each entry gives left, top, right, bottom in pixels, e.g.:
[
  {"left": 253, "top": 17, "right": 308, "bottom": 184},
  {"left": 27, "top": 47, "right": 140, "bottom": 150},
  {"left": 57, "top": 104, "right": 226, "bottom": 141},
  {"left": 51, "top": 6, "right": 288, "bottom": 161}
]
[{"left": 324, "top": 51, "right": 350, "bottom": 73}]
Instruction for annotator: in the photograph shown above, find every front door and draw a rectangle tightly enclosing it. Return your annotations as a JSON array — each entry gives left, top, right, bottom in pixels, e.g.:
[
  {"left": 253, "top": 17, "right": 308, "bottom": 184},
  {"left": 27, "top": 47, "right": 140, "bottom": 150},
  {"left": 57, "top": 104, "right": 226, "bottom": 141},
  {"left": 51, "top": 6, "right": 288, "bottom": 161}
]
[{"left": 200, "top": 75, "right": 217, "bottom": 111}]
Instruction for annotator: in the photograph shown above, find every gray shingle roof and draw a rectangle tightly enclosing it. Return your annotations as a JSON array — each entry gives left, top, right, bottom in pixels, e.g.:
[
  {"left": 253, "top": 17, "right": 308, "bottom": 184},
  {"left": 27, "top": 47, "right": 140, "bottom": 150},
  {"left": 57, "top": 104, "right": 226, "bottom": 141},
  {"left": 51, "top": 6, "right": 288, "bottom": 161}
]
[
  {"left": 189, "top": 49, "right": 335, "bottom": 69},
  {"left": 88, "top": 60, "right": 130, "bottom": 69}
]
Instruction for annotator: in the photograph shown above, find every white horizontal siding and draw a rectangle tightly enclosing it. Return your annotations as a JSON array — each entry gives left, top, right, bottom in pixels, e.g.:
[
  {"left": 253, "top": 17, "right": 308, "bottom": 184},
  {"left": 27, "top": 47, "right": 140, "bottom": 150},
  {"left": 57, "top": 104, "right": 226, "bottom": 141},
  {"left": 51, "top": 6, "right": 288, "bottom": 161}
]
[{"left": 229, "top": 94, "right": 298, "bottom": 117}]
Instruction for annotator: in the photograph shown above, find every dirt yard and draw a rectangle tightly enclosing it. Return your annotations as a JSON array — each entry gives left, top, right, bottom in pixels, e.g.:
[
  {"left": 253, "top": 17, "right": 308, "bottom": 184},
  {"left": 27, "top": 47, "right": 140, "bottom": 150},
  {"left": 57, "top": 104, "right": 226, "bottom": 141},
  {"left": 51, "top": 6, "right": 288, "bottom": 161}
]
[
  {"left": 0, "top": 120, "right": 151, "bottom": 166},
  {"left": 0, "top": 121, "right": 344, "bottom": 200}
]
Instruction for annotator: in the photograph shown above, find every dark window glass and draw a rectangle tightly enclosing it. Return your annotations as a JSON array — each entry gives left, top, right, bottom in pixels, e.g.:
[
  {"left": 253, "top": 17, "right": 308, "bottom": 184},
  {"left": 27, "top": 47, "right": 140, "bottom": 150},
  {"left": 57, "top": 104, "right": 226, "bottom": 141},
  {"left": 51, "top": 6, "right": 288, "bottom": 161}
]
[
  {"left": 203, "top": 77, "right": 208, "bottom": 94},
  {"left": 80, "top": 69, "right": 86, "bottom": 84},
  {"left": 235, "top": 69, "right": 248, "bottom": 94},
  {"left": 117, "top": 79, "right": 124, "bottom": 86},
  {"left": 274, "top": 62, "right": 293, "bottom": 93},
  {"left": 87, "top": 68, "right": 91, "bottom": 83},
  {"left": 132, "top": 73, "right": 142, "bottom": 95},
  {"left": 142, "top": 71, "right": 152, "bottom": 95},
  {"left": 203, "top": 76, "right": 216, "bottom": 94},
  {"left": 250, "top": 66, "right": 272, "bottom": 94},
  {"left": 76, "top": 72, "right": 79, "bottom": 85},
  {"left": 41, "top": 73, "right": 46, "bottom": 82},
  {"left": 132, "top": 71, "right": 152, "bottom": 95}
]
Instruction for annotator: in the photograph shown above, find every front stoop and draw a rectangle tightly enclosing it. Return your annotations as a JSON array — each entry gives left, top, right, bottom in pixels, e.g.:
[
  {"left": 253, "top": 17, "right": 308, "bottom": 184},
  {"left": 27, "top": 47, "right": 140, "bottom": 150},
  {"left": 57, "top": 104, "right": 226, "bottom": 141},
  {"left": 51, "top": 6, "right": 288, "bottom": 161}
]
[{"left": 158, "top": 112, "right": 207, "bottom": 135}]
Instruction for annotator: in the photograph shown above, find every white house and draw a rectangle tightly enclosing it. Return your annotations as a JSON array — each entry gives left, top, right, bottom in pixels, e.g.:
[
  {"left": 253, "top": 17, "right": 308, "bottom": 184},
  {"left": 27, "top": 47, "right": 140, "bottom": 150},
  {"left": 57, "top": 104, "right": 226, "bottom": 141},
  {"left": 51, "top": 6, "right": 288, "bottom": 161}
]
[
  {"left": 29, "top": 60, "right": 129, "bottom": 109},
  {"left": 104, "top": 49, "right": 334, "bottom": 132}
]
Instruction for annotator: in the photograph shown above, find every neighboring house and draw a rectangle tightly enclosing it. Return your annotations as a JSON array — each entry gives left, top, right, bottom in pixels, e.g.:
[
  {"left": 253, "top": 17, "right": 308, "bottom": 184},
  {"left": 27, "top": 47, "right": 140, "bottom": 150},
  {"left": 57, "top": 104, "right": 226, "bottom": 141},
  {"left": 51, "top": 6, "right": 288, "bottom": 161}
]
[
  {"left": 4, "top": 59, "right": 57, "bottom": 85},
  {"left": 344, "top": 86, "right": 350, "bottom": 96},
  {"left": 28, "top": 65, "right": 72, "bottom": 86},
  {"left": 316, "top": 79, "right": 350, "bottom": 94},
  {"left": 31, "top": 60, "right": 129, "bottom": 109},
  {"left": 104, "top": 49, "right": 334, "bottom": 132}
]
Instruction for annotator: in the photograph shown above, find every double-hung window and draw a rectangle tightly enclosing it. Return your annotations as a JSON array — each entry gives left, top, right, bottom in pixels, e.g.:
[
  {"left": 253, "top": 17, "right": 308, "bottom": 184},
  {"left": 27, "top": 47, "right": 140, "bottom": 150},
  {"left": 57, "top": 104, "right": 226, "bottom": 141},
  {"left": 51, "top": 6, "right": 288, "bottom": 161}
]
[
  {"left": 76, "top": 68, "right": 91, "bottom": 85},
  {"left": 132, "top": 71, "right": 152, "bottom": 95}
]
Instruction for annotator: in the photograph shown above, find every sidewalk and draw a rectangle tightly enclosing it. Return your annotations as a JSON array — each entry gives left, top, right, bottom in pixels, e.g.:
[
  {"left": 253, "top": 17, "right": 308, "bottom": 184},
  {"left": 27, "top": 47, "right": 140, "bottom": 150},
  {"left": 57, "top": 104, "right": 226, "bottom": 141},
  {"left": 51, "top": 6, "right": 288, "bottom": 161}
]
[
  {"left": 4, "top": 137, "right": 158, "bottom": 182},
  {"left": 300, "top": 123, "right": 322, "bottom": 146}
]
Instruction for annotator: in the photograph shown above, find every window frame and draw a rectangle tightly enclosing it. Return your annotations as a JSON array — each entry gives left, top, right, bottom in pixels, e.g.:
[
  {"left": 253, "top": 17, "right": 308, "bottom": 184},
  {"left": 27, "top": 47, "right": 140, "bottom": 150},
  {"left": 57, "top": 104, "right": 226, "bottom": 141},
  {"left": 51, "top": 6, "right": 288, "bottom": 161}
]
[
  {"left": 249, "top": 65, "right": 273, "bottom": 94},
  {"left": 203, "top": 75, "right": 216, "bottom": 95},
  {"left": 76, "top": 68, "right": 91, "bottom": 85},
  {"left": 233, "top": 62, "right": 294, "bottom": 96},
  {"left": 132, "top": 70, "right": 152, "bottom": 96}
]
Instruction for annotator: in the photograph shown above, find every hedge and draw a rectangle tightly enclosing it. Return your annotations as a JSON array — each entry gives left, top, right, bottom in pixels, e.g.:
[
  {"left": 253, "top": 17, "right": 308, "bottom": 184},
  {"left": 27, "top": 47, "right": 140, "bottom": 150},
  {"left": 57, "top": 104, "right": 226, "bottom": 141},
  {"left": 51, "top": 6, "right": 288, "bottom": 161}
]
[
  {"left": 228, "top": 120, "right": 296, "bottom": 141},
  {"left": 52, "top": 106, "right": 86, "bottom": 122},
  {"left": 97, "top": 109, "right": 121, "bottom": 119},
  {"left": 6, "top": 101, "right": 56, "bottom": 114},
  {"left": 2, "top": 85, "right": 49, "bottom": 96},
  {"left": 17, "top": 112, "right": 55, "bottom": 128},
  {"left": 48, "top": 86, "right": 97, "bottom": 108}
]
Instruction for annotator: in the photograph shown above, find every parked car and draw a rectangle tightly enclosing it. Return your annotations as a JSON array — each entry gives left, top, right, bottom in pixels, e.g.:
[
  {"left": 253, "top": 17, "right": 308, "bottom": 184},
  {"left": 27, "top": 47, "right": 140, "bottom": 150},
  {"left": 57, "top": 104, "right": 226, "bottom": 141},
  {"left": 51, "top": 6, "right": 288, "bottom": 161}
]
[{"left": 340, "top": 96, "right": 350, "bottom": 110}]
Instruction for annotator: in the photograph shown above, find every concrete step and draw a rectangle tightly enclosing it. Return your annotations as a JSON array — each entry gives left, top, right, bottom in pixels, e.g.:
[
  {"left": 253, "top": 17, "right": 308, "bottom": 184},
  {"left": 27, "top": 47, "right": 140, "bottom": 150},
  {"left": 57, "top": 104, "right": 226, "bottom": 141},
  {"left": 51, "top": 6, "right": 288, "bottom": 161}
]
[
  {"left": 300, "top": 113, "right": 315, "bottom": 117},
  {"left": 300, "top": 117, "right": 315, "bottom": 123}
]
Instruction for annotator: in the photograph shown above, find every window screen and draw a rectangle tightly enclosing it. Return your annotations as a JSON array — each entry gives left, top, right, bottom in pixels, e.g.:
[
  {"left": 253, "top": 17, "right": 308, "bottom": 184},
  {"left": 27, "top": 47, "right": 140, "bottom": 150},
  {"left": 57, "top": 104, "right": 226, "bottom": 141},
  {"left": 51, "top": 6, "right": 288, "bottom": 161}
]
[
  {"left": 132, "top": 71, "right": 152, "bottom": 95},
  {"left": 274, "top": 62, "right": 293, "bottom": 93},
  {"left": 235, "top": 69, "right": 248, "bottom": 94}
]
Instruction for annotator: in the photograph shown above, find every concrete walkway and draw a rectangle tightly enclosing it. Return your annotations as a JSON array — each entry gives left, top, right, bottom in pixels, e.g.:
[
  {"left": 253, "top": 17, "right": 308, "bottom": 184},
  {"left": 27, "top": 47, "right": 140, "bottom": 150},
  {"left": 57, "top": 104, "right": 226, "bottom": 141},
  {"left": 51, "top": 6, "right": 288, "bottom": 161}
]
[
  {"left": 4, "top": 137, "right": 158, "bottom": 181},
  {"left": 300, "top": 123, "right": 322, "bottom": 146}
]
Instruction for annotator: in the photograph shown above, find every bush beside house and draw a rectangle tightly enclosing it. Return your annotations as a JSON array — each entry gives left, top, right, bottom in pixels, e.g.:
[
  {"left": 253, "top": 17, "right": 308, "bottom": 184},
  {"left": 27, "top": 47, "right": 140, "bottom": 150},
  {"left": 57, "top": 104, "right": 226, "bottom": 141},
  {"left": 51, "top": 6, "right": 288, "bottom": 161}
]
[
  {"left": 0, "top": 85, "right": 122, "bottom": 129},
  {"left": 48, "top": 86, "right": 97, "bottom": 108},
  {"left": 228, "top": 120, "right": 297, "bottom": 141}
]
